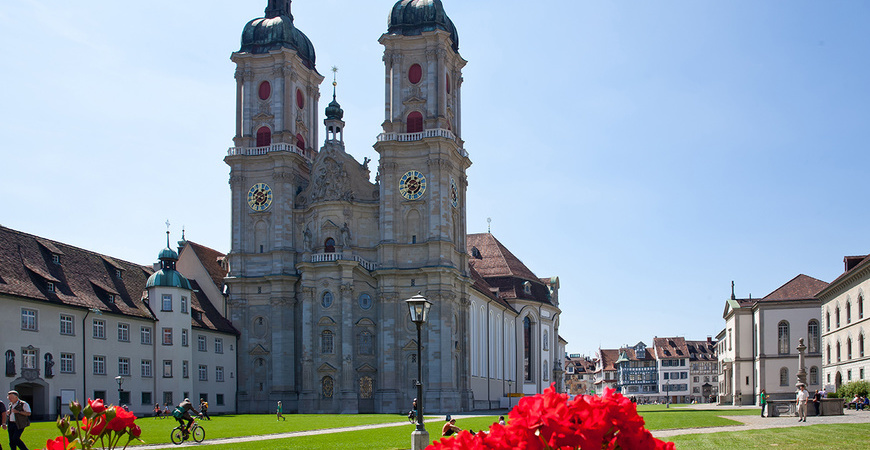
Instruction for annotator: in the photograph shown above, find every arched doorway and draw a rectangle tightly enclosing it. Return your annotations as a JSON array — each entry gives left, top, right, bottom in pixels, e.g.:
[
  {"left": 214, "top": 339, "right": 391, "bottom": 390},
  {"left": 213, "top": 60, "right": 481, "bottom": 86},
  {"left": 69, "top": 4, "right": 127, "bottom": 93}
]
[
  {"left": 835, "top": 371, "right": 843, "bottom": 393},
  {"left": 11, "top": 380, "right": 49, "bottom": 420}
]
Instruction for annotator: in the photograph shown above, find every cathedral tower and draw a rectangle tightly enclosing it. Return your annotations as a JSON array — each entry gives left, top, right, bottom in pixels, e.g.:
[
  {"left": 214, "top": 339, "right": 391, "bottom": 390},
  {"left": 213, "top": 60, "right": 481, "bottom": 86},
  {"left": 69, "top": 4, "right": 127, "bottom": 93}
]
[
  {"left": 375, "top": 0, "right": 474, "bottom": 411},
  {"left": 224, "top": 0, "right": 323, "bottom": 413}
]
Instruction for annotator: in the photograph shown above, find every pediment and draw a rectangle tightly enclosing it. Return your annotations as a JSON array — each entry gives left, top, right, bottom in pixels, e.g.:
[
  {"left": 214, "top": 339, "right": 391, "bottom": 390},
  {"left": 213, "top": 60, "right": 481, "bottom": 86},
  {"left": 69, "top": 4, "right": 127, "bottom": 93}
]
[
  {"left": 318, "top": 362, "right": 338, "bottom": 373},
  {"left": 402, "top": 340, "right": 419, "bottom": 352},
  {"left": 249, "top": 344, "right": 269, "bottom": 355},
  {"left": 356, "top": 363, "right": 377, "bottom": 373},
  {"left": 252, "top": 112, "right": 274, "bottom": 122},
  {"left": 403, "top": 97, "right": 426, "bottom": 108},
  {"left": 318, "top": 316, "right": 336, "bottom": 326},
  {"left": 356, "top": 317, "right": 376, "bottom": 327}
]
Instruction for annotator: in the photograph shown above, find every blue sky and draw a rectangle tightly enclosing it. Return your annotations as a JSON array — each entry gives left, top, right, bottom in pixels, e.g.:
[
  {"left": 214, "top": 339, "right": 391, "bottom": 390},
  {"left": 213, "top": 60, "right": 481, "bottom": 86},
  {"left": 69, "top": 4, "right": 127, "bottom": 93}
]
[{"left": 2, "top": 0, "right": 868, "bottom": 357}]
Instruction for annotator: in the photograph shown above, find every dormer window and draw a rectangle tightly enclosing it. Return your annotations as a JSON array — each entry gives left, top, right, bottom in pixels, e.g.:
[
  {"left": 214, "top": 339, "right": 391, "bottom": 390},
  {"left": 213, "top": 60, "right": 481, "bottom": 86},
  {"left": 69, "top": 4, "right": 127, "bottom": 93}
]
[
  {"left": 471, "top": 247, "right": 482, "bottom": 259},
  {"left": 47, "top": 282, "right": 55, "bottom": 293},
  {"left": 107, "top": 294, "right": 115, "bottom": 304},
  {"left": 115, "top": 269, "right": 123, "bottom": 279},
  {"left": 193, "top": 310, "right": 202, "bottom": 321},
  {"left": 51, "top": 254, "right": 61, "bottom": 265},
  {"left": 523, "top": 281, "right": 532, "bottom": 295}
]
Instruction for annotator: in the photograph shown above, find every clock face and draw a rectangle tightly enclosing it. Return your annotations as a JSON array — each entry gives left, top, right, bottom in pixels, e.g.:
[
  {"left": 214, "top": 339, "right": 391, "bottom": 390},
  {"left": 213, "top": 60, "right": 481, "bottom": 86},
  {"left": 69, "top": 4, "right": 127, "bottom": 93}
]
[
  {"left": 247, "top": 183, "right": 273, "bottom": 212},
  {"left": 450, "top": 177, "right": 459, "bottom": 208},
  {"left": 399, "top": 170, "right": 427, "bottom": 201}
]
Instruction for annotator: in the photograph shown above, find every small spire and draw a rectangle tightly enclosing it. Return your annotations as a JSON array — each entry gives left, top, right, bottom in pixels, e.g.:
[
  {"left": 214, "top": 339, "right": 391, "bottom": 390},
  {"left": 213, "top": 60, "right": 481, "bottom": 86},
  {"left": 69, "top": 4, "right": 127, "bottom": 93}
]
[
  {"left": 165, "top": 220, "right": 171, "bottom": 248},
  {"left": 487, "top": 217, "right": 492, "bottom": 233},
  {"left": 331, "top": 66, "right": 339, "bottom": 100},
  {"left": 731, "top": 281, "right": 736, "bottom": 300},
  {"left": 265, "top": 0, "right": 292, "bottom": 19}
]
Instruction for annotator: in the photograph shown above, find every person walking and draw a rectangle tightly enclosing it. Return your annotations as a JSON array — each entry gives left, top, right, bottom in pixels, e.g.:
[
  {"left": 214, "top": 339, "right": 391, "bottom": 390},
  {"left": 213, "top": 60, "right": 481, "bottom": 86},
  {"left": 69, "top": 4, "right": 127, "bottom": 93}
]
[
  {"left": 7, "top": 390, "right": 31, "bottom": 450},
  {"left": 796, "top": 385, "right": 809, "bottom": 422},
  {"left": 276, "top": 401, "right": 285, "bottom": 421},
  {"left": 199, "top": 399, "right": 210, "bottom": 420},
  {"left": 759, "top": 389, "right": 768, "bottom": 417}
]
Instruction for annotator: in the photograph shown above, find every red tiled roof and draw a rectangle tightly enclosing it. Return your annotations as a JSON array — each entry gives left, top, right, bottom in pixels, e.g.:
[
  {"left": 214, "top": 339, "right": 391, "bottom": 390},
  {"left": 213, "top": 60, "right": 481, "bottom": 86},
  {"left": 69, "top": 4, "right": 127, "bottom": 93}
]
[
  {"left": 686, "top": 340, "right": 717, "bottom": 361},
  {"left": 186, "top": 241, "right": 228, "bottom": 290},
  {"left": 822, "top": 254, "right": 870, "bottom": 292},
  {"left": 653, "top": 337, "right": 689, "bottom": 359},
  {"left": 598, "top": 349, "right": 620, "bottom": 371},
  {"left": 761, "top": 274, "right": 828, "bottom": 301},
  {"left": 468, "top": 265, "right": 515, "bottom": 311},
  {"left": 189, "top": 280, "right": 238, "bottom": 335},
  {"left": 467, "top": 233, "right": 538, "bottom": 280},
  {"left": 0, "top": 226, "right": 154, "bottom": 319}
]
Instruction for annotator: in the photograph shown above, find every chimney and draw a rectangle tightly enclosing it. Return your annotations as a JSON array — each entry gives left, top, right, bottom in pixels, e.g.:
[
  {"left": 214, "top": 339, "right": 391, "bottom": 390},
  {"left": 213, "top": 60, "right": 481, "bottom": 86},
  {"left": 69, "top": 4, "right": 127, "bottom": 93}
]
[
  {"left": 845, "top": 256, "right": 866, "bottom": 272},
  {"left": 707, "top": 336, "right": 712, "bottom": 344}
]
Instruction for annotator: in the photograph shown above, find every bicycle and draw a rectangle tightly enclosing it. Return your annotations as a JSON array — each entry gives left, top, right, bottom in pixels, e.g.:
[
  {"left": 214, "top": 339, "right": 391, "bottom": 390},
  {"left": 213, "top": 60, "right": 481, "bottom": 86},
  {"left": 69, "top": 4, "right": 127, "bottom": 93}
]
[
  {"left": 408, "top": 409, "right": 417, "bottom": 424},
  {"left": 170, "top": 418, "right": 205, "bottom": 445}
]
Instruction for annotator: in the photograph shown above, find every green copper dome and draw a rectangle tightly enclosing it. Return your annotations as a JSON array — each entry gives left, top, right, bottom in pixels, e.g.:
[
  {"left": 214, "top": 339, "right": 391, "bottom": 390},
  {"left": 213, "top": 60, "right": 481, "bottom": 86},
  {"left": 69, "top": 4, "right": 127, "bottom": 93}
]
[
  {"left": 325, "top": 96, "right": 343, "bottom": 121},
  {"left": 388, "top": 0, "right": 459, "bottom": 51},
  {"left": 158, "top": 247, "right": 178, "bottom": 261},
  {"left": 241, "top": 1, "right": 316, "bottom": 70},
  {"left": 145, "top": 269, "right": 192, "bottom": 290}
]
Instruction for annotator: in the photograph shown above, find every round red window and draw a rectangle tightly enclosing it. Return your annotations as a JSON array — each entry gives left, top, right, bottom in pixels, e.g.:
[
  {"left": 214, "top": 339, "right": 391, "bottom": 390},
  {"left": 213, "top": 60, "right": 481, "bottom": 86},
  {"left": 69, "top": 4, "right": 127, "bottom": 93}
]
[
  {"left": 408, "top": 64, "right": 423, "bottom": 84},
  {"left": 296, "top": 89, "right": 305, "bottom": 109},
  {"left": 258, "top": 81, "right": 271, "bottom": 100}
]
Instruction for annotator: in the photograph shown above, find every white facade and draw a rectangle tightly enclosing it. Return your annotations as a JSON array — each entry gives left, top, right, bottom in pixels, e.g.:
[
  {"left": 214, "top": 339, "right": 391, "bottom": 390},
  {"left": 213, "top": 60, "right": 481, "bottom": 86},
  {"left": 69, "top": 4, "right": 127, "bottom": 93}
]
[{"left": 817, "top": 256, "right": 870, "bottom": 391}]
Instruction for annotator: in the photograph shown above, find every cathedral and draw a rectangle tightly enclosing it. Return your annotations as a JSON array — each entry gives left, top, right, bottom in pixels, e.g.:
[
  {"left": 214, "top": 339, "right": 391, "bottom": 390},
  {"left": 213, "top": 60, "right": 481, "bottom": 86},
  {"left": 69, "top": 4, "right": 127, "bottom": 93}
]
[{"left": 224, "top": 0, "right": 563, "bottom": 414}]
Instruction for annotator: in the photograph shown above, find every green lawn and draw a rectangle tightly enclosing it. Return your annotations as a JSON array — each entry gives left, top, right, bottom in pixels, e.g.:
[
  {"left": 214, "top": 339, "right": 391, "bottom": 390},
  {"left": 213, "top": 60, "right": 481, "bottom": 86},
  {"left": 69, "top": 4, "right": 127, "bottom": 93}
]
[
  {"left": 668, "top": 423, "right": 870, "bottom": 449},
  {"left": 638, "top": 406, "right": 761, "bottom": 430}
]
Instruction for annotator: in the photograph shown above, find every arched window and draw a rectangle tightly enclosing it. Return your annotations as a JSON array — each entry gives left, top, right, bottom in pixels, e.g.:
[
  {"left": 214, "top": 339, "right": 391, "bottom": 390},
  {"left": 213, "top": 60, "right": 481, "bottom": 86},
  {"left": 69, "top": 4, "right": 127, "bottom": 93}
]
[
  {"left": 322, "top": 376, "right": 334, "bottom": 398},
  {"left": 827, "top": 345, "right": 831, "bottom": 364},
  {"left": 810, "top": 366, "right": 819, "bottom": 385},
  {"left": 779, "top": 367, "right": 789, "bottom": 386},
  {"left": 847, "top": 338, "right": 852, "bottom": 360},
  {"left": 836, "top": 307, "right": 841, "bottom": 328},
  {"left": 808, "top": 320, "right": 820, "bottom": 353},
  {"left": 860, "top": 333, "right": 865, "bottom": 358},
  {"left": 296, "top": 133, "right": 305, "bottom": 151},
  {"left": 826, "top": 311, "right": 831, "bottom": 332},
  {"left": 847, "top": 302, "right": 852, "bottom": 324},
  {"left": 523, "top": 316, "right": 532, "bottom": 382},
  {"left": 321, "top": 330, "right": 334, "bottom": 354},
  {"left": 836, "top": 341, "right": 841, "bottom": 362},
  {"left": 860, "top": 295, "right": 865, "bottom": 319},
  {"left": 256, "top": 126, "right": 271, "bottom": 147},
  {"left": 358, "top": 331, "right": 374, "bottom": 355},
  {"left": 406, "top": 111, "right": 423, "bottom": 133},
  {"left": 778, "top": 321, "right": 790, "bottom": 355},
  {"left": 324, "top": 238, "right": 336, "bottom": 253}
]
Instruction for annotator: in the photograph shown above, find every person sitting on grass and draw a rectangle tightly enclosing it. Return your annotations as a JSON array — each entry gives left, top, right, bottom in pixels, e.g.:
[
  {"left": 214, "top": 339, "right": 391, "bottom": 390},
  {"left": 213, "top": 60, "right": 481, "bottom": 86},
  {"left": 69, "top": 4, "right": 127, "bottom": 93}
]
[
  {"left": 442, "top": 418, "right": 462, "bottom": 436},
  {"left": 173, "top": 398, "right": 200, "bottom": 437}
]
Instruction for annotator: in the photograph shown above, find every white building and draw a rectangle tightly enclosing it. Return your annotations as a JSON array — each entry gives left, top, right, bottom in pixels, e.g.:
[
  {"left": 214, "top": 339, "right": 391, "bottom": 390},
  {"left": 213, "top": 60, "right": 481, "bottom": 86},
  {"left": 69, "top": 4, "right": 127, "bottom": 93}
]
[
  {"left": 718, "top": 275, "right": 827, "bottom": 405},
  {"left": 1, "top": 226, "right": 238, "bottom": 419},
  {"left": 653, "top": 337, "right": 690, "bottom": 403},
  {"left": 816, "top": 255, "right": 869, "bottom": 391}
]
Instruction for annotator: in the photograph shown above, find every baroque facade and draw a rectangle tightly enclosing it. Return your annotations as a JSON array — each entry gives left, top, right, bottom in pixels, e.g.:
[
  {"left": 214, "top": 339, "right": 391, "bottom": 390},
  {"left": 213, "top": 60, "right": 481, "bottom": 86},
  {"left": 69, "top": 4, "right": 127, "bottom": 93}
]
[{"left": 224, "top": 0, "right": 562, "bottom": 414}]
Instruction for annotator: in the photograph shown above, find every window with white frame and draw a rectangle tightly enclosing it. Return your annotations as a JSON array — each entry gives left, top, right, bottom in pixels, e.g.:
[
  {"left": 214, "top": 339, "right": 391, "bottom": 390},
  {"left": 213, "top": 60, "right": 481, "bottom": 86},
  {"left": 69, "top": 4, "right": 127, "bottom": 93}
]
[
  {"left": 182, "top": 360, "right": 189, "bottom": 379},
  {"left": 93, "top": 319, "right": 105, "bottom": 339},
  {"left": 94, "top": 356, "right": 106, "bottom": 375},
  {"left": 60, "top": 314, "right": 74, "bottom": 335},
  {"left": 118, "top": 323, "right": 130, "bottom": 342},
  {"left": 162, "top": 328, "right": 172, "bottom": 345},
  {"left": 198, "top": 364, "right": 208, "bottom": 381},
  {"left": 215, "top": 338, "right": 223, "bottom": 354},
  {"left": 118, "top": 357, "right": 130, "bottom": 376},
  {"left": 21, "top": 309, "right": 37, "bottom": 331},
  {"left": 141, "top": 327, "right": 152, "bottom": 345},
  {"left": 163, "top": 360, "right": 172, "bottom": 378},
  {"left": 60, "top": 353, "right": 75, "bottom": 373},
  {"left": 198, "top": 335, "right": 207, "bottom": 352},
  {"left": 141, "top": 360, "right": 152, "bottom": 377},
  {"left": 47, "top": 281, "right": 55, "bottom": 292},
  {"left": 181, "top": 329, "right": 189, "bottom": 347},
  {"left": 216, "top": 366, "right": 224, "bottom": 382},
  {"left": 181, "top": 296, "right": 188, "bottom": 313},
  {"left": 162, "top": 294, "right": 172, "bottom": 311},
  {"left": 22, "top": 348, "right": 37, "bottom": 369}
]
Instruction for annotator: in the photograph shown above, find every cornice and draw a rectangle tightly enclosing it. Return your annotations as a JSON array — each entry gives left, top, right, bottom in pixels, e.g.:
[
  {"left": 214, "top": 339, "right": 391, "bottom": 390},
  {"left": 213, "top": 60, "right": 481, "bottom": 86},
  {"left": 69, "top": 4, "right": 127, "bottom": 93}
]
[{"left": 818, "top": 263, "right": 870, "bottom": 302}]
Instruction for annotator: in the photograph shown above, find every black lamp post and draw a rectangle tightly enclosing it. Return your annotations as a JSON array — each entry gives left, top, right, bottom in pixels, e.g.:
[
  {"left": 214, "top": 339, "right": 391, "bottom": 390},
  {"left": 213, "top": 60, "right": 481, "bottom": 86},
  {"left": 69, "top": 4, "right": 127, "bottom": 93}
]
[
  {"left": 406, "top": 293, "right": 432, "bottom": 450},
  {"left": 666, "top": 380, "right": 671, "bottom": 408},
  {"left": 115, "top": 376, "right": 124, "bottom": 405}
]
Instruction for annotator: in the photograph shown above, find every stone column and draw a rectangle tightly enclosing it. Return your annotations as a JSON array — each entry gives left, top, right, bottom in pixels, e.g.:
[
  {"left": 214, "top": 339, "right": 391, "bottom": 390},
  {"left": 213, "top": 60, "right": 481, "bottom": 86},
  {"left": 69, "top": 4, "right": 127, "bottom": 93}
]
[{"left": 796, "top": 338, "right": 807, "bottom": 387}]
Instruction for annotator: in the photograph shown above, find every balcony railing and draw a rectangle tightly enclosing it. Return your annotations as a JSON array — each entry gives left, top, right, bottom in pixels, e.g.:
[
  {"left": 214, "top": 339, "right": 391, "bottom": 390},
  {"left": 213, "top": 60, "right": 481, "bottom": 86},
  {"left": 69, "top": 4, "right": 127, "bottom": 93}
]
[
  {"left": 227, "top": 143, "right": 311, "bottom": 160},
  {"left": 310, "top": 252, "right": 378, "bottom": 272},
  {"left": 377, "top": 128, "right": 468, "bottom": 157}
]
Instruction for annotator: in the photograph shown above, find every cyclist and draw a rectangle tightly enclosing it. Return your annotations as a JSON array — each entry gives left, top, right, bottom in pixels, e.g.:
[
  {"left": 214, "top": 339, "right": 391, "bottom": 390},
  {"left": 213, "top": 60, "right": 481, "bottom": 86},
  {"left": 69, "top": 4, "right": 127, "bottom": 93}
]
[{"left": 172, "top": 398, "right": 200, "bottom": 437}]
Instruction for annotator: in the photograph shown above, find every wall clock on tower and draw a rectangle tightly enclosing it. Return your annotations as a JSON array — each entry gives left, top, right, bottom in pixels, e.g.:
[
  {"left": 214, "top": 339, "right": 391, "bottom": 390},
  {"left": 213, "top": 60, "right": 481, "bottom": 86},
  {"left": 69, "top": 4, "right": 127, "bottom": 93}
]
[
  {"left": 399, "top": 170, "right": 427, "bottom": 201},
  {"left": 247, "top": 183, "right": 273, "bottom": 212}
]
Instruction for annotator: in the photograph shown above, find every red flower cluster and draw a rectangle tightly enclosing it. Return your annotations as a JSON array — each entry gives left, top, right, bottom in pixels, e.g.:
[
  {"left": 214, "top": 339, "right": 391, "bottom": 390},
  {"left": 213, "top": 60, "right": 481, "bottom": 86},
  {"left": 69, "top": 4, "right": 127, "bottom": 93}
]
[
  {"left": 428, "top": 384, "right": 675, "bottom": 450},
  {"left": 42, "top": 399, "right": 144, "bottom": 450}
]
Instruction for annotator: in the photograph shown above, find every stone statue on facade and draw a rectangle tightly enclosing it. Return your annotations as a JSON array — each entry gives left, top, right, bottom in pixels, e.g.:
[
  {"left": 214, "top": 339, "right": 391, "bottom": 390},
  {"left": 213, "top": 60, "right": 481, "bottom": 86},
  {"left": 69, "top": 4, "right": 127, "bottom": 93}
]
[
  {"left": 340, "top": 223, "right": 352, "bottom": 248},
  {"left": 303, "top": 226, "right": 313, "bottom": 252},
  {"left": 6, "top": 350, "right": 15, "bottom": 376},
  {"left": 45, "top": 353, "right": 54, "bottom": 378}
]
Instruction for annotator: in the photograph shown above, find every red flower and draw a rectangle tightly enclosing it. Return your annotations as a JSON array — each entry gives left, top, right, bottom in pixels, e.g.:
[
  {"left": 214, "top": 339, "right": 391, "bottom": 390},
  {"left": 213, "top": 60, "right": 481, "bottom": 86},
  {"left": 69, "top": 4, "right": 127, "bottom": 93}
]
[
  {"left": 44, "top": 436, "right": 70, "bottom": 450},
  {"left": 87, "top": 398, "right": 107, "bottom": 414},
  {"left": 107, "top": 407, "right": 137, "bottom": 432},
  {"left": 129, "top": 423, "right": 142, "bottom": 438},
  {"left": 427, "top": 384, "right": 675, "bottom": 450},
  {"left": 82, "top": 415, "right": 107, "bottom": 436}
]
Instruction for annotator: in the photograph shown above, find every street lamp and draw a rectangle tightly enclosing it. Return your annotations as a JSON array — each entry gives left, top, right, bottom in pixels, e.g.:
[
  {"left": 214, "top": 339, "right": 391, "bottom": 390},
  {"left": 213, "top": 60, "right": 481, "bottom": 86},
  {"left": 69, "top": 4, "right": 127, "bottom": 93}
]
[
  {"left": 665, "top": 380, "right": 671, "bottom": 409},
  {"left": 115, "top": 376, "right": 125, "bottom": 405},
  {"left": 406, "top": 293, "right": 432, "bottom": 450}
]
